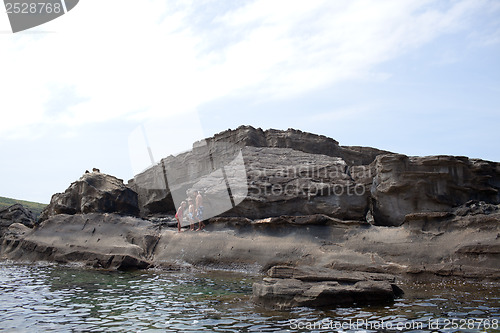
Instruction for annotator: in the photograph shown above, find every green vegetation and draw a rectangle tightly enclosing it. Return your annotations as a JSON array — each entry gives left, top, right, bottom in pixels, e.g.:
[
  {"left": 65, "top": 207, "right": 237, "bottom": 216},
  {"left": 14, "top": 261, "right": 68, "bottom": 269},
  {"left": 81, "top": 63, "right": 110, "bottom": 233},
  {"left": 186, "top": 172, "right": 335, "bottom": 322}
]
[{"left": 0, "top": 196, "right": 47, "bottom": 219}]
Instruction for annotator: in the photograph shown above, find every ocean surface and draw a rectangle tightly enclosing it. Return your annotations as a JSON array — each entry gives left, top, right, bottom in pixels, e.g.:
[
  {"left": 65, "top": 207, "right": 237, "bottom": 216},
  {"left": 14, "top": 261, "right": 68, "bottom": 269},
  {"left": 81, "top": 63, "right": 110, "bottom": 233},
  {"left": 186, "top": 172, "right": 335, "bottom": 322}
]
[{"left": 0, "top": 262, "right": 499, "bottom": 332}]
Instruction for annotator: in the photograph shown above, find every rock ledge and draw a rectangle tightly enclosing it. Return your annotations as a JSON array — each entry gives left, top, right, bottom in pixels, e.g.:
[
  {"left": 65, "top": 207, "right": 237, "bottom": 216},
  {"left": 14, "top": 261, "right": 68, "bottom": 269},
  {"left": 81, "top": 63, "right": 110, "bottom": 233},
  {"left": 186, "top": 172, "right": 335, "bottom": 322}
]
[{"left": 253, "top": 265, "right": 403, "bottom": 309}]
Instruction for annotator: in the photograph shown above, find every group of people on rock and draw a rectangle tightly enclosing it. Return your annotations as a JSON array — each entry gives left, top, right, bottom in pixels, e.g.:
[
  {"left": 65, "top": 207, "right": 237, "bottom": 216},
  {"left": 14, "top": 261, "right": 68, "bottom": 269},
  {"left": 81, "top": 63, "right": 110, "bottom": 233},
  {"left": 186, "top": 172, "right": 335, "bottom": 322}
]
[{"left": 175, "top": 190, "right": 205, "bottom": 232}]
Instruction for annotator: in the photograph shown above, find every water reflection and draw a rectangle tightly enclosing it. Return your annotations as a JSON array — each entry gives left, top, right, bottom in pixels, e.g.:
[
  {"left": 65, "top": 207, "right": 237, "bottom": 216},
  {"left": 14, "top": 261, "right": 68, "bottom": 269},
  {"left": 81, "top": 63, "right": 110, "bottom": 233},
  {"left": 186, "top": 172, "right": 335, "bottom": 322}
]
[{"left": 0, "top": 262, "right": 498, "bottom": 332}]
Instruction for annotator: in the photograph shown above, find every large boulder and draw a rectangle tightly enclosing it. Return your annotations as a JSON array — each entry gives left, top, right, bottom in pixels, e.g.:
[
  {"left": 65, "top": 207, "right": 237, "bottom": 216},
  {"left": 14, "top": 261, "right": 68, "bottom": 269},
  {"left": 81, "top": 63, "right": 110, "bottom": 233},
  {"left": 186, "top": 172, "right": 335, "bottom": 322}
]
[
  {"left": 0, "top": 204, "right": 36, "bottom": 237},
  {"left": 40, "top": 172, "right": 139, "bottom": 222},
  {"left": 253, "top": 265, "right": 403, "bottom": 309},
  {"left": 2, "top": 213, "right": 158, "bottom": 270},
  {"left": 371, "top": 154, "right": 500, "bottom": 226}
]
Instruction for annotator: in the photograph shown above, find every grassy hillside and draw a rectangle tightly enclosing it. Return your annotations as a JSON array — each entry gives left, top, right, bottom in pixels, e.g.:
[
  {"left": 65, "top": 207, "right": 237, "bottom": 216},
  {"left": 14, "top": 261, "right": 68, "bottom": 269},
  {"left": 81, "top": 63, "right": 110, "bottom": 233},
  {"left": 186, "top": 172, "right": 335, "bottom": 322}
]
[{"left": 0, "top": 196, "right": 48, "bottom": 219}]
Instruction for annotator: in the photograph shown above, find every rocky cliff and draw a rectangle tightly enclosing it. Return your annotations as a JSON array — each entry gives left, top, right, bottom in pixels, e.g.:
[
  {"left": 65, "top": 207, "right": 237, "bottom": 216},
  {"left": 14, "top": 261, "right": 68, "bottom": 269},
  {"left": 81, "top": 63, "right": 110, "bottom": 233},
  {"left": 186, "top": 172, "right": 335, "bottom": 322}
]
[
  {"left": 129, "top": 126, "right": 389, "bottom": 218},
  {"left": 130, "top": 126, "right": 500, "bottom": 226},
  {"left": 0, "top": 204, "right": 36, "bottom": 237}
]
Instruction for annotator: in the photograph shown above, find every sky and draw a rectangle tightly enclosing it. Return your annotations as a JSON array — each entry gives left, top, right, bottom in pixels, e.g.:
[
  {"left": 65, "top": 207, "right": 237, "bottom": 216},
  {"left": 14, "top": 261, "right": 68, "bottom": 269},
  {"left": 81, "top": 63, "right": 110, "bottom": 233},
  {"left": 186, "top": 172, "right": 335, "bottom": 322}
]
[{"left": 0, "top": 0, "right": 499, "bottom": 204}]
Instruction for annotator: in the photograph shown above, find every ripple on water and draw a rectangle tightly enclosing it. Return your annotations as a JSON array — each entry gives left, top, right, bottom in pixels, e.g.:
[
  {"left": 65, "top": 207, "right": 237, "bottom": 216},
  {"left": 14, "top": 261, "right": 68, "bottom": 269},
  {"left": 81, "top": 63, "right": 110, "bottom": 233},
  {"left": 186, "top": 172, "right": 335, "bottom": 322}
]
[{"left": 0, "top": 262, "right": 499, "bottom": 332}]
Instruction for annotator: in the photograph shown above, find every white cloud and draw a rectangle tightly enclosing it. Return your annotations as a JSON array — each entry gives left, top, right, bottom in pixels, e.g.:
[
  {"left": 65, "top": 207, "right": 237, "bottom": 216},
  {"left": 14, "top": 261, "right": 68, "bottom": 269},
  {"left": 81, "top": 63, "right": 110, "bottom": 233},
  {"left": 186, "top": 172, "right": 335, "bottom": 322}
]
[{"left": 0, "top": 0, "right": 495, "bottom": 138}]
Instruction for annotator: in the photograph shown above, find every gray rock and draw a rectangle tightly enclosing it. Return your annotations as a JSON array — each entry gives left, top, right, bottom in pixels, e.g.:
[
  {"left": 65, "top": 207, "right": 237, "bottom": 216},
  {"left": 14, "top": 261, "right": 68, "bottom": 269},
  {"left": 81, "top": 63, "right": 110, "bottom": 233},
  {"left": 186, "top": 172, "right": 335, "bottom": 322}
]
[
  {"left": 130, "top": 126, "right": 500, "bottom": 227},
  {"left": 2, "top": 213, "right": 158, "bottom": 270},
  {"left": 129, "top": 126, "right": 387, "bottom": 218},
  {"left": 371, "top": 154, "right": 500, "bottom": 226},
  {"left": 226, "top": 147, "right": 372, "bottom": 220},
  {"left": 131, "top": 145, "right": 374, "bottom": 220},
  {"left": 0, "top": 204, "right": 36, "bottom": 237},
  {"left": 206, "top": 126, "right": 390, "bottom": 166},
  {"left": 40, "top": 172, "right": 139, "bottom": 222},
  {"left": 454, "top": 200, "right": 499, "bottom": 216},
  {"left": 267, "top": 265, "right": 396, "bottom": 282},
  {"left": 3, "top": 126, "right": 500, "bottom": 282},
  {"left": 2, "top": 206, "right": 499, "bottom": 279},
  {"left": 253, "top": 265, "right": 403, "bottom": 309}
]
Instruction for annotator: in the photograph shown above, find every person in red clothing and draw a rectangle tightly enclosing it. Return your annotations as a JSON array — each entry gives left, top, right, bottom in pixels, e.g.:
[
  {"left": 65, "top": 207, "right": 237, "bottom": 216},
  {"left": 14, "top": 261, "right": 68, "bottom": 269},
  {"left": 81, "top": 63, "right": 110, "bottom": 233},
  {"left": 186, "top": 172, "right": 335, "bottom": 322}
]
[{"left": 175, "top": 201, "right": 187, "bottom": 232}]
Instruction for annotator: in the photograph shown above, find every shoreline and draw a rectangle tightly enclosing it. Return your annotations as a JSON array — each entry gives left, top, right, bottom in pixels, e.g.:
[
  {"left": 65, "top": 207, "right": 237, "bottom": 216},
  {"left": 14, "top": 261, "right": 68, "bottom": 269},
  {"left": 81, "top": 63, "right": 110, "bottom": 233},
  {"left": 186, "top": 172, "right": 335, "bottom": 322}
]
[
  {"left": 2, "top": 212, "right": 498, "bottom": 309},
  {"left": 2, "top": 210, "right": 499, "bottom": 281}
]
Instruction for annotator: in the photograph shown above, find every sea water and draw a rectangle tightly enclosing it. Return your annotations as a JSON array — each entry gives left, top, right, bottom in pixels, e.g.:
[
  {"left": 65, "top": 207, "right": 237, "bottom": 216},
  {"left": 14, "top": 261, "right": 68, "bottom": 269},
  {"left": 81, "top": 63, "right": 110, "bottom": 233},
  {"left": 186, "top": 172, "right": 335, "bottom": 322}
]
[{"left": 0, "top": 262, "right": 499, "bottom": 332}]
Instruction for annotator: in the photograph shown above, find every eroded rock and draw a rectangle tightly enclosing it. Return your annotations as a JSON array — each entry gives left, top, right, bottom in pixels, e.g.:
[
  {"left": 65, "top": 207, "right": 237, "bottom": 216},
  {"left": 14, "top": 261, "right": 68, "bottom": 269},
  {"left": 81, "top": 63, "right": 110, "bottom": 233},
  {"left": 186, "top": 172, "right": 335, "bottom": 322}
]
[
  {"left": 253, "top": 265, "right": 403, "bottom": 309},
  {"left": 40, "top": 172, "right": 139, "bottom": 222},
  {"left": 130, "top": 126, "right": 500, "bottom": 228},
  {"left": 226, "top": 147, "right": 371, "bottom": 220},
  {"left": 129, "top": 126, "right": 387, "bottom": 218},
  {"left": 0, "top": 204, "right": 36, "bottom": 237},
  {"left": 131, "top": 145, "right": 374, "bottom": 221},
  {"left": 205, "top": 126, "right": 390, "bottom": 166},
  {"left": 3, "top": 126, "right": 500, "bottom": 283},
  {"left": 371, "top": 155, "right": 500, "bottom": 226},
  {"left": 2, "top": 213, "right": 158, "bottom": 270}
]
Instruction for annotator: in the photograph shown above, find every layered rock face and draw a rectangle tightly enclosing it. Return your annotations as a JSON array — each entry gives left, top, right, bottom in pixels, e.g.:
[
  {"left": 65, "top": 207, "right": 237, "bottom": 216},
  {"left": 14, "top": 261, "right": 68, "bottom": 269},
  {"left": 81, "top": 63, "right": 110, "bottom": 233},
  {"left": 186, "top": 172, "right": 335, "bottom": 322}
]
[
  {"left": 371, "top": 154, "right": 500, "bottom": 226},
  {"left": 204, "top": 126, "right": 390, "bottom": 166},
  {"left": 2, "top": 126, "right": 500, "bottom": 309},
  {"left": 253, "top": 266, "right": 403, "bottom": 309},
  {"left": 40, "top": 172, "right": 139, "bottom": 222},
  {"left": 0, "top": 204, "right": 36, "bottom": 237},
  {"left": 129, "top": 126, "right": 387, "bottom": 219},
  {"left": 223, "top": 147, "right": 371, "bottom": 220},
  {"left": 3, "top": 172, "right": 149, "bottom": 270},
  {"left": 154, "top": 206, "right": 500, "bottom": 280},
  {"left": 130, "top": 126, "right": 500, "bottom": 226},
  {"left": 2, "top": 213, "right": 157, "bottom": 270}
]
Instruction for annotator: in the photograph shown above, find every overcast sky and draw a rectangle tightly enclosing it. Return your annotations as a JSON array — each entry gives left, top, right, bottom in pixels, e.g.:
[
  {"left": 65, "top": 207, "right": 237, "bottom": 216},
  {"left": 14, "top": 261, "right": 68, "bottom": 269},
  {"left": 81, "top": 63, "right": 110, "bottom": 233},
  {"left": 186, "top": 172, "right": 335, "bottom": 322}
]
[{"left": 1, "top": 0, "right": 499, "bottom": 203}]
